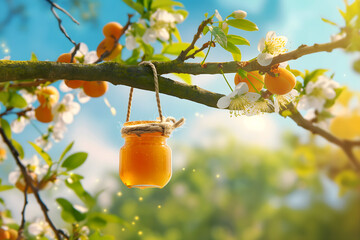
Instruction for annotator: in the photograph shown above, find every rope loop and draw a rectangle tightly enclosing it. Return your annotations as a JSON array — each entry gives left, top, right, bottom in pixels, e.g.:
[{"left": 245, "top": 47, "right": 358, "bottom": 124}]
[{"left": 123, "top": 61, "right": 185, "bottom": 136}]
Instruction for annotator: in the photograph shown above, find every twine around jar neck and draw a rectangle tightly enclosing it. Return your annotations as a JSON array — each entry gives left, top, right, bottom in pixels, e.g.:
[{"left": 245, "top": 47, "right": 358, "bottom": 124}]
[{"left": 122, "top": 61, "right": 185, "bottom": 137}]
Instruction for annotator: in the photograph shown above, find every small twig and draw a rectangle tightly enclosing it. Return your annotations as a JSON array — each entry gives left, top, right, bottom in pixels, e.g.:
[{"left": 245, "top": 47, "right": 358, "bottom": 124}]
[
  {"left": 176, "top": 18, "right": 212, "bottom": 62},
  {"left": 45, "top": 0, "right": 78, "bottom": 46},
  {"left": 286, "top": 104, "right": 360, "bottom": 172},
  {"left": 0, "top": 127, "right": 69, "bottom": 240},
  {"left": 0, "top": 107, "right": 33, "bottom": 118},
  {"left": 185, "top": 41, "right": 213, "bottom": 60},
  {"left": 18, "top": 184, "right": 28, "bottom": 240},
  {"left": 0, "top": 79, "right": 56, "bottom": 91}
]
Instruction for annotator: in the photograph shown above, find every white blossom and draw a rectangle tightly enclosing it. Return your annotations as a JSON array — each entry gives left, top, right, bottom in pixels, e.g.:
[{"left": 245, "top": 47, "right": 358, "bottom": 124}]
[
  {"left": 70, "top": 42, "right": 89, "bottom": 58},
  {"left": 142, "top": 9, "right": 183, "bottom": 44},
  {"left": 214, "top": 9, "right": 223, "bottom": 21},
  {"left": 77, "top": 89, "right": 91, "bottom": 103},
  {"left": 297, "top": 75, "right": 340, "bottom": 112},
  {"left": 84, "top": 51, "right": 98, "bottom": 63},
  {"left": 217, "top": 83, "right": 261, "bottom": 116},
  {"left": 35, "top": 136, "right": 53, "bottom": 151},
  {"left": 232, "top": 10, "right": 247, "bottom": 19},
  {"left": 125, "top": 35, "right": 138, "bottom": 50},
  {"left": 19, "top": 89, "right": 37, "bottom": 104},
  {"left": 52, "top": 121, "right": 67, "bottom": 142},
  {"left": 28, "top": 219, "right": 54, "bottom": 239},
  {"left": 53, "top": 94, "right": 80, "bottom": 124},
  {"left": 257, "top": 31, "right": 287, "bottom": 66},
  {"left": 273, "top": 89, "right": 299, "bottom": 113},
  {"left": 59, "top": 81, "right": 72, "bottom": 93},
  {"left": 11, "top": 116, "right": 30, "bottom": 133},
  {"left": 9, "top": 155, "right": 49, "bottom": 184}
]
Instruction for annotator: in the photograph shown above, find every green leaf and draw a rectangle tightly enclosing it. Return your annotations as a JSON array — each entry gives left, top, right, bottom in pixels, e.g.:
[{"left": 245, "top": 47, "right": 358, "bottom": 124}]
[
  {"left": 303, "top": 69, "right": 328, "bottom": 86},
  {"left": 56, "top": 198, "right": 87, "bottom": 223},
  {"left": 226, "top": 35, "right": 250, "bottom": 46},
  {"left": 232, "top": 53, "right": 241, "bottom": 61},
  {"left": 31, "top": 52, "right": 38, "bottom": 61},
  {"left": 0, "top": 118, "right": 11, "bottom": 139},
  {"left": 88, "top": 212, "right": 125, "bottom": 229},
  {"left": 125, "top": 48, "right": 141, "bottom": 65},
  {"left": 0, "top": 92, "right": 10, "bottom": 105},
  {"left": 59, "top": 141, "right": 74, "bottom": 162},
  {"left": 66, "top": 177, "right": 95, "bottom": 208},
  {"left": 162, "top": 43, "right": 205, "bottom": 57},
  {"left": 140, "top": 41, "right": 154, "bottom": 58},
  {"left": 324, "top": 87, "right": 344, "bottom": 108},
  {"left": 61, "top": 152, "right": 88, "bottom": 171},
  {"left": 173, "top": 73, "right": 192, "bottom": 85},
  {"left": 122, "top": 0, "right": 144, "bottom": 14},
  {"left": 172, "top": 27, "right": 182, "bottom": 42},
  {"left": 321, "top": 18, "right": 338, "bottom": 26},
  {"left": 237, "top": 68, "right": 248, "bottom": 79},
  {"left": 151, "top": 54, "right": 171, "bottom": 61},
  {"left": 28, "top": 142, "right": 52, "bottom": 165},
  {"left": 221, "top": 41, "right": 241, "bottom": 55},
  {"left": 151, "top": 0, "right": 183, "bottom": 9},
  {"left": 226, "top": 19, "right": 258, "bottom": 31},
  {"left": 11, "top": 139, "right": 24, "bottom": 159},
  {"left": 9, "top": 93, "right": 27, "bottom": 109},
  {"left": 203, "top": 26, "right": 209, "bottom": 36},
  {"left": 0, "top": 185, "right": 14, "bottom": 192},
  {"left": 208, "top": 26, "right": 227, "bottom": 48}
]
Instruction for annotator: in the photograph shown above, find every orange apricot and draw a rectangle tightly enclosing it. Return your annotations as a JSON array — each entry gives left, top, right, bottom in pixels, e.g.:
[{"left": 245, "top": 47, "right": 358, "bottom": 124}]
[
  {"left": 96, "top": 38, "right": 122, "bottom": 61},
  {"left": 35, "top": 105, "right": 54, "bottom": 123},
  {"left": 0, "top": 228, "right": 10, "bottom": 240},
  {"left": 83, "top": 81, "right": 108, "bottom": 98},
  {"left": 264, "top": 68, "right": 296, "bottom": 95},
  {"left": 37, "top": 86, "right": 59, "bottom": 105},
  {"left": 103, "top": 22, "right": 123, "bottom": 40},
  {"left": 57, "top": 53, "right": 85, "bottom": 89},
  {"left": 234, "top": 71, "right": 264, "bottom": 92},
  {"left": 8, "top": 229, "right": 18, "bottom": 240}
]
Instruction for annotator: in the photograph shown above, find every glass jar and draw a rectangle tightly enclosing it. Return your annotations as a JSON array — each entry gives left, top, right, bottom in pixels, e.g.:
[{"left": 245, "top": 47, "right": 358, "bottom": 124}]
[{"left": 119, "top": 121, "right": 172, "bottom": 189}]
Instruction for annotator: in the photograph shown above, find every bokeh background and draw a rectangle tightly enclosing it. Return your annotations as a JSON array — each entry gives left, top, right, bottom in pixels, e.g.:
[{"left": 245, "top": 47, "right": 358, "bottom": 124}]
[{"left": 1, "top": 0, "right": 360, "bottom": 239}]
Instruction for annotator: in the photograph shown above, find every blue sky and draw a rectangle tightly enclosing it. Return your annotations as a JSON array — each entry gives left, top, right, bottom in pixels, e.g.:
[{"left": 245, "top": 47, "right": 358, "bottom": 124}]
[{"left": 0, "top": 0, "right": 356, "bottom": 215}]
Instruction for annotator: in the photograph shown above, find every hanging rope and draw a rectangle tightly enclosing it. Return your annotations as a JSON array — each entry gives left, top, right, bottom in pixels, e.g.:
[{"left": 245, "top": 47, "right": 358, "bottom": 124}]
[{"left": 122, "top": 61, "right": 185, "bottom": 136}]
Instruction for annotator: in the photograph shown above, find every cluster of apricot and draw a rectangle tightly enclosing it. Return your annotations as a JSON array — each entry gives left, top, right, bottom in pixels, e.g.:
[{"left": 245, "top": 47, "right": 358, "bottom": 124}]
[
  {"left": 234, "top": 67, "right": 296, "bottom": 95},
  {"left": 35, "top": 85, "right": 59, "bottom": 123},
  {"left": 0, "top": 227, "right": 18, "bottom": 240},
  {"left": 97, "top": 22, "right": 124, "bottom": 61},
  {"left": 57, "top": 53, "right": 108, "bottom": 98}
]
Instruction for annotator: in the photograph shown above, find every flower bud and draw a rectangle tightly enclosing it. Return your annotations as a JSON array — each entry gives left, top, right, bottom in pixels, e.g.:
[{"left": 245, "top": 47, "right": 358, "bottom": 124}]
[
  {"left": 232, "top": 10, "right": 247, "bottom": 19},
  {"left": 222, "top": 22, "right": 228, "bottom": 31}
]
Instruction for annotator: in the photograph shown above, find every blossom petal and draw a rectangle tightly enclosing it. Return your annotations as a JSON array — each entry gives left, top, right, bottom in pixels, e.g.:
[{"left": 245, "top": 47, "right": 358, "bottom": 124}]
[
  {"left": 304, "top": 109, "right": 316, "bottom": 121},
  {"left": 156, "top": 28, "right": 170, "bottom": 41},
  {"left": 266, "top": 31, "right": 276, "bottom": 40},
  {"left": 70, "top": 42, "right": 88, "bottom": 57},
  {"left": 125, "top": 35, "right": 138, "bottom": 50},
  {"left": 257, "top": 53, "right": 273, "bottom": 66},
  {"left": 77, "top": 90, "right": 91, "bottom": 103},
  {"left": 214, "top": 9, "right": 223, "bottom": 21},
  {"left": 234, "top": 82, "right": 249, "bottom": 96},
  {"left": 257, "top": 38, "right": 265, "bottom": 52},
  {"left": 279, "top": 61, "right": 288, "bottom": 68},
  {"left": 69, "top": 102, "right": 81, "bottom": 114},
  {"left": 84, "top": 51, "right": 98, "bottom": 64},
  {"left": 323, "top": 88, "right": 336, "bottom": 99},
  {"left": 62, "top": 112, "right": 74, "bottom": 124},
  {"left": 217, "top": 96, "right": 231, "bottom": 109},
  {"left": 8, "top": 171, "right": 20, "bottom": 184}
]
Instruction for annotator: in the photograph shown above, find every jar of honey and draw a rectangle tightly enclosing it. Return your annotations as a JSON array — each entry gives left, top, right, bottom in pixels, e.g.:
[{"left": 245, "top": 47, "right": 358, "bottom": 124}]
[{"left": 119, "top": 121, "right": 172, "bottom": 189}]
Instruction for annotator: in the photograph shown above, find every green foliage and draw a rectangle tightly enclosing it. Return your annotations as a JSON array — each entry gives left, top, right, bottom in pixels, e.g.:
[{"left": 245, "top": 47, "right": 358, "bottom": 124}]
[
  {"left": 226, "top": 19, "right": 258, "bottom": 31},
  {"left": 28, "top": 141, "right": 52, "bottom": 165},
  {"left": 302, "top": 69, "right": 328, "bottom": 87},
  {"left": 61, "top": 152, "right": 88, "bottom": 171},
  {"left": 173, "top": 73, "right": 192, "bottom": 85},
  {"left": 56, "top": 198, "right": 87, "bottom": 223},
  {"left": 0, "top": 90, "right": 27, "bottom": 109},
  {"left": 0, "top": 118, "right": 11, "bottom": 139},
  {"left": 0, "top": 179, "right": 14, "bottom": 192},
  {"left": 208, "top": 26, "right": 227, "bottom": 48},
  {"left": 65, "top": 174, "right": 96, "bottom": 208},
  {"left": 11, "top": 139, "right": 24, "bottom": 159},
  {"left": 162, "top": 43, "right": 205, "bottom": 57},
  {"left": 59, "top": 141, "right": 74, "bottom": 162}
]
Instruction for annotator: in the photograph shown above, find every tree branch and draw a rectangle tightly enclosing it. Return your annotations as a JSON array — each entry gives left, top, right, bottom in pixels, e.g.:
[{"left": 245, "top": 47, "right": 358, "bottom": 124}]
[
  {"left": 0, "top": 128, "right": 69, "bottom": 240},
  {"left": 18, "top": 184, "right": 28, "bottom": 239}
]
